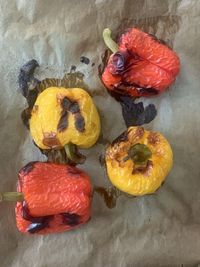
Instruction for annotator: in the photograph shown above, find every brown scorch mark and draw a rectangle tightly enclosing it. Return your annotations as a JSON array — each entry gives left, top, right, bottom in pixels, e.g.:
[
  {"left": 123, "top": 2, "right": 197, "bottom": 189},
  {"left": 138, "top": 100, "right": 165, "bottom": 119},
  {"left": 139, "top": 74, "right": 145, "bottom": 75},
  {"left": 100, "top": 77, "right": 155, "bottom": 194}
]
[
  {"left": 148, "top": 132, "right": 160, "bottom": 145},
  {"left": 129, "top": 127, "right": 145, "bottom": 142},
  {"left": 111, "top": 130, "right": 129, "bottom": 146},
  {"left": 57, "top": 110, "right": 69, "bottom": 132},
  {"left": 43, "top": 132, "right": 61, "bottom": 148}
]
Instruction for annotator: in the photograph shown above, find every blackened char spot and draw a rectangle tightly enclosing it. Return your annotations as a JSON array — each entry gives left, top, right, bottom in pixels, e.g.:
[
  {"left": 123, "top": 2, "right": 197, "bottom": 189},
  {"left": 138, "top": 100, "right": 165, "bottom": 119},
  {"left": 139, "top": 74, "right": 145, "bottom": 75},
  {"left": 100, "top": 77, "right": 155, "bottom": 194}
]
[
  {"left": 74, "top": 113, "right": 85, "bottom": 132},
  {"left": 28, "top": 221, "right": 49, "bottom": 234},
  {"left": 61, "top": 213, "right": 80, "bottom": 226},
  {"left": 108, "top": 84, "right": 157, "bottom": 103},
  {"left": 80, "top": 56, "right": 90, "bottom": 65},
  {"left": 109, "top": 51, "right": 130, "bottom": 74},
  {"left": 22, "top": 201, "right": 53, "bottom": 223},
  {"left": 112, "top": 130, "right": 128, "bottom": 146},
  {"left": 57, "top": 96, "right": 72, "bottom": 132},
  {"left": 61, "top": 97, "right": 71, "bottom": 110},
  {"left": 58, "top": 96, "right": 85, "bottom": 133},
  {"left": 115, "top": 82, "right": 159, "bottom": 96},
  {"left": 57, "top": 110, "right": 69, "bottom": 132},
  {"left": 22, "top": 201, "right": 53, "bottom": 234},
  {"left": 136, "top": 87, "right": 159, "bottom": 95},
  {"left": 70, "top": 102, "right": 80, "bottom": 114},
  {"left": 22, "top": 201, "right": 41, "bottom": 222},
  {"left": 19, "top": 161, "right": 38, "bottom": 175}
]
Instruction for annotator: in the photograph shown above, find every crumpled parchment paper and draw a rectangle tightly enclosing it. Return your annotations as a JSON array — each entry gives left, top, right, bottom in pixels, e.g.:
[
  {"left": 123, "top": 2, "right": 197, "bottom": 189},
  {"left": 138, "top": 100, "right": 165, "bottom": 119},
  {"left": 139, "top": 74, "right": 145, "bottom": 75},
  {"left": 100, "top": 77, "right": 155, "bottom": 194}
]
[{"left": 0, "top": 0, "right": 200, "bottom": 266}]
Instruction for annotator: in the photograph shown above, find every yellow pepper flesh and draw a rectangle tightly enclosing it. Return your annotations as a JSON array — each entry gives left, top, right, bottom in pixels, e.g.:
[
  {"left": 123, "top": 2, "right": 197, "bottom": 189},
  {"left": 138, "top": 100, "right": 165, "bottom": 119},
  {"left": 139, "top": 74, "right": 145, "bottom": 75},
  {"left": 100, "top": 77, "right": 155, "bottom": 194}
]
[
  {"left": 30, "top": 87, "right": 101, "bottom": 149},
  {"left": 105, "top": 127, "right": 173, "bottom": 196}
]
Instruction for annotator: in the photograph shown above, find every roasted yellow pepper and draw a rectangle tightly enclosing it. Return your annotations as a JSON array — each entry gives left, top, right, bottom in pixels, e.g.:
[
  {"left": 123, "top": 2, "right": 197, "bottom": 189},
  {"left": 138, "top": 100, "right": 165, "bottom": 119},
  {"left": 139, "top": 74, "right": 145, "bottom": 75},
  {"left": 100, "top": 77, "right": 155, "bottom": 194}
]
[
  {"left": 105, "top": 126, "right": 173, "bottom": 196},
  {"left": 30, "top": 87, "right": 101, "bottom": 150}
]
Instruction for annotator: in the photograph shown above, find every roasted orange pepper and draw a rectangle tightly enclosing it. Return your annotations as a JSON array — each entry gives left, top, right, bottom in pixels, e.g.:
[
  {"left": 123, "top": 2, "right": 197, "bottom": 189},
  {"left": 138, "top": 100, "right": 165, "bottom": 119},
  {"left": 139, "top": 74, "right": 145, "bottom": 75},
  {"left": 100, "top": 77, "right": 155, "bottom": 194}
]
[
  {"left": 105, "top": 127, "right": 173, "bottom": 196},
  {"left": 15, "top": 162, "right": 92, "bottom": 235}
]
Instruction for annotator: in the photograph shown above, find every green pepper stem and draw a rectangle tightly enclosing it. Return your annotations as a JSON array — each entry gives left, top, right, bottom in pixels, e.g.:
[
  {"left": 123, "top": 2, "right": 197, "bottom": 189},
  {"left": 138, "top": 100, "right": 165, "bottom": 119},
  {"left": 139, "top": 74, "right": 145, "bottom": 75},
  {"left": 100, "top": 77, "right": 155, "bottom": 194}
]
[
  {"left": 103, "top": 28, "right": 119, "bottom": 53},
  {"left": 0, "top": 192, "right": 24, "bottom": 202},
  {"left": 128, "top": 143, "right": 152, "bottom": 165},
  {"left": 64, "top": 143, "right": 86, "bottom": 164}
]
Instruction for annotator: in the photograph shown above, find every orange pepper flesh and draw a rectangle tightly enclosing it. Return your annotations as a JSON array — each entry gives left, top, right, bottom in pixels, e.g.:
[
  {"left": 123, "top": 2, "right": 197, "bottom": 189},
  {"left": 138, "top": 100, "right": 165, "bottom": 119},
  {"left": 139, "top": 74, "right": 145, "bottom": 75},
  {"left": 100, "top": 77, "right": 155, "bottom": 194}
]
[{"left": 15, "top": 162, "right": 92, "bottom": 235}]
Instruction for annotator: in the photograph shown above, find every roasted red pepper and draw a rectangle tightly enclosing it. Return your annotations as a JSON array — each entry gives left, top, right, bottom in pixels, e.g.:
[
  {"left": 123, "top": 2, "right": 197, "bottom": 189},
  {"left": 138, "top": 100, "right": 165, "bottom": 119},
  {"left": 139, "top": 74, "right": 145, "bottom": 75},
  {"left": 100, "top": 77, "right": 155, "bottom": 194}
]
[
  {"left": 15, "top": 162, "right": 92, "bottom": 235},
  {"left": 102, "top": 28, "right": 180, "bottom": 97}
]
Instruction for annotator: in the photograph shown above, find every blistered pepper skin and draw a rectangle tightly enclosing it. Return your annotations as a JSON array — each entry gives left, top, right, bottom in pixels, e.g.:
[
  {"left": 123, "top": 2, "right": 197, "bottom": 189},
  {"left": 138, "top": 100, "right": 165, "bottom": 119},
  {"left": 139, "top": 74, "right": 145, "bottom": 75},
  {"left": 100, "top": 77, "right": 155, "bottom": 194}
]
[
  {"left": 102, "top": 28, "right": 180, "bottom": 97},
  {"left": 105, "top": 127, "right": 173, "bottom": 196},
  {"left": 29, "top": 87, "right": 101, "bottom": 149},
  {"left": 15, "top": 162, "right": 92, "bottom": 234}
]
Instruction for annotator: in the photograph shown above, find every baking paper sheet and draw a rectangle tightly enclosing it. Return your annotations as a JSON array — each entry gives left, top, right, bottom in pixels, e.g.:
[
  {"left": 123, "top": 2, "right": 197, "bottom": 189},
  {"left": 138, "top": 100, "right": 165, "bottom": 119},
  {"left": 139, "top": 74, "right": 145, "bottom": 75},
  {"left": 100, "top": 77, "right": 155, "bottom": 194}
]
[{"left": 0, "top": 0, "right": 200, "bottom": 266}]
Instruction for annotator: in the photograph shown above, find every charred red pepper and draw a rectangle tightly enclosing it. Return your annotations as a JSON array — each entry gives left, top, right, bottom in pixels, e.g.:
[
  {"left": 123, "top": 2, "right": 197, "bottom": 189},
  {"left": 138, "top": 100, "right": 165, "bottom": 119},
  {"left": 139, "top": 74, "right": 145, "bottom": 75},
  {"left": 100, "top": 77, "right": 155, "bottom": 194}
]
[
  {"left": 15, "top": 162, "right": 92, "bottom": 235},
  {"left": 102, "top": 28, "right": 180, "bottom": 97}
]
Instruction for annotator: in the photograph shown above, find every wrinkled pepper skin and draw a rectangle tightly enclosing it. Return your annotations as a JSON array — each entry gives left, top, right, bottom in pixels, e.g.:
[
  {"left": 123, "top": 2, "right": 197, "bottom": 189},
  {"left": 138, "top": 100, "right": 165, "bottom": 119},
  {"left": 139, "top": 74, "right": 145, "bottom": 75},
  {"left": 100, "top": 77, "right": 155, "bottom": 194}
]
[
  {"left": 105, "top": 127, "right": 173, "bottom": 196},
  {"left": 102, "top": 28, "right": 180, "bottom": 97},
  {"left": 30, "top": 87, "right": 100, "bottom": 149},
  {"left": 15, "top": 162, "right": 92, "bottom": 234}
]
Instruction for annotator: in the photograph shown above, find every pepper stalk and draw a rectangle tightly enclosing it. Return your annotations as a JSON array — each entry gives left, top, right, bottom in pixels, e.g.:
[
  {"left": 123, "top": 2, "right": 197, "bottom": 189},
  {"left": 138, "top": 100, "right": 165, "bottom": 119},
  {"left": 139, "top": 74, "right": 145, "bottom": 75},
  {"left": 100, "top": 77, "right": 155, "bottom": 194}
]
[
  {"left": 0, "top": 192, "right": 24, "bottom": 202},
  {"left": 103, "top": 28, "right": 119, "bottom": 53},
  {"left": 64, "top": 143, "right": 86, "bottom": 164},
  {"left": 128, "top": 143, "right": 152, "bottom": 165}
]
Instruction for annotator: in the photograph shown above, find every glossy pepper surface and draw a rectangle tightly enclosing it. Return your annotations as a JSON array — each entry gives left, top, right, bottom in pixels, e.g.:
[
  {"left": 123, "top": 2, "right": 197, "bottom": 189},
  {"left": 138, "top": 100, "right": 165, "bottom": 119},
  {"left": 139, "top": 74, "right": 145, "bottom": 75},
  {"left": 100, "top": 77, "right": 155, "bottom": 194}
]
[
  {"left": 105, "top": 127, "right": 173, "bottom": 196},
  {"left": 30, "top": 87, "right": 100, "bottom": 149},
  {"left": 102, "top": 28, "right": 180, "bottom": 97},
  {"left": 15, "top": 162, "right": 92, "bottom": 234}
]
